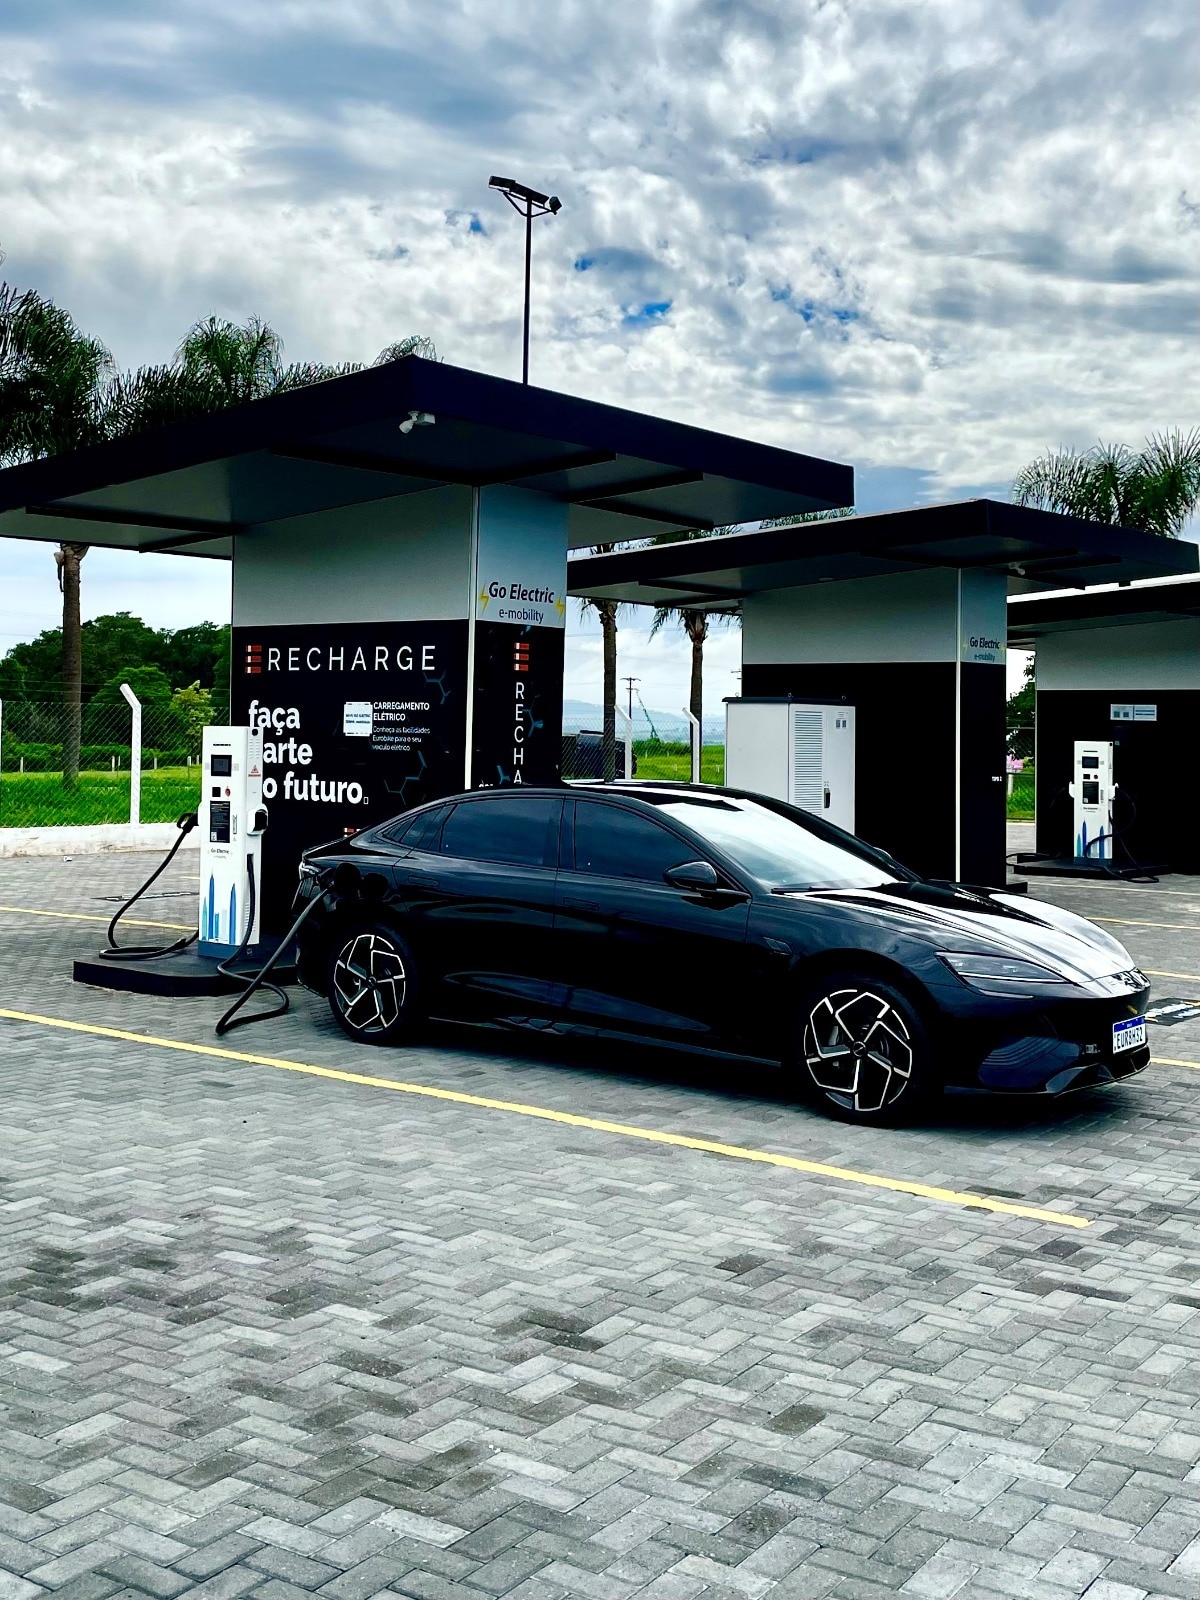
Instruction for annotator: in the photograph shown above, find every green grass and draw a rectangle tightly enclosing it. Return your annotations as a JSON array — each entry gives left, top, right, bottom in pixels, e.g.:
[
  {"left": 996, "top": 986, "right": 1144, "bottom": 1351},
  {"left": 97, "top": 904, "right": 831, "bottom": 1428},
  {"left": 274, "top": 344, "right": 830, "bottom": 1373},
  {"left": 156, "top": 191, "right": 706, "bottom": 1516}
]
[
  {"left": 1007, "top": 770, "right": 1035, "bottom": 821},
  {"left": 0, "top": 766, "right": 201, "bottom": 828},
  {"left": 633, "top": 745, "right": 726, "bottom": 785}
]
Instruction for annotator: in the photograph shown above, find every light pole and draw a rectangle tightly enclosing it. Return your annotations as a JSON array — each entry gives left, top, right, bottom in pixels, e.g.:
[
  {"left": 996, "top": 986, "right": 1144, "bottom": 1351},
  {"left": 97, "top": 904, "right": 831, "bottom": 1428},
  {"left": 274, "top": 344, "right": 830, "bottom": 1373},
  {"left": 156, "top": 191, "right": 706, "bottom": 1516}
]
[{"left": 488, "top": 176, "right": 561, "bottom": 384}]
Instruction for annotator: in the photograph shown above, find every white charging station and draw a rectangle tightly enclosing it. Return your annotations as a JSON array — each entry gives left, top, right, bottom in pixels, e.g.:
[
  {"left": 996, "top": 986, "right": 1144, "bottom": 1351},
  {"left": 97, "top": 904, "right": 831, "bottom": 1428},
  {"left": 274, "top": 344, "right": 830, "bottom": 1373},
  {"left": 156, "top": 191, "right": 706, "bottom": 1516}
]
[
  {"left": 725, "top": 698, "right": 856, "bottom": 832},
  {"left": 198, "top": 726, "right": 267, "bottom": 957},
  {"left": 1069, "top": 739, "right": 1115, "bottom": 862}
]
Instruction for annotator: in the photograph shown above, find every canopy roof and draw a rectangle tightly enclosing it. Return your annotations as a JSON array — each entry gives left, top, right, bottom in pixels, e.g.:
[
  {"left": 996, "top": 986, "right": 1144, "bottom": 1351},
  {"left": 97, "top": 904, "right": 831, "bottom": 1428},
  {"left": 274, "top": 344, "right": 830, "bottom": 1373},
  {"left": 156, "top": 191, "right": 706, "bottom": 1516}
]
[
  {"left": 0, "top": 357, "right": 851, "bottom": 558},
  {"left": 1008, "top": 574, "right": 1200, "bottom": 644},
  {"left": 567, "top": 499, "right": 1197, "bottom": 607}
]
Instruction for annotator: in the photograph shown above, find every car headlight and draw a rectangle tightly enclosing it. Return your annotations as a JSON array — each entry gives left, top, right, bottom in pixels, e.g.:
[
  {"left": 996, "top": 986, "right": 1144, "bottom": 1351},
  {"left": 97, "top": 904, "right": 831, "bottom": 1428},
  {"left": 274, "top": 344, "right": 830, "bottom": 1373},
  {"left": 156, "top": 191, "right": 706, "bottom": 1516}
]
[{"left": 939, "top": 951, "right": 1074, "bottom": 994}]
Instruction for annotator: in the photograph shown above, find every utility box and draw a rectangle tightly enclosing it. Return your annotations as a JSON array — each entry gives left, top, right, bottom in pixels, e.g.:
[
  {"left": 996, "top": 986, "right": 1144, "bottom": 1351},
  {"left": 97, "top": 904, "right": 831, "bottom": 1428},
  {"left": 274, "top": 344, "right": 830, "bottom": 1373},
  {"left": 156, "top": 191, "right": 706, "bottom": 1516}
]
[{"left": 725, "top": 698, "right": 856, "bottom": 832}]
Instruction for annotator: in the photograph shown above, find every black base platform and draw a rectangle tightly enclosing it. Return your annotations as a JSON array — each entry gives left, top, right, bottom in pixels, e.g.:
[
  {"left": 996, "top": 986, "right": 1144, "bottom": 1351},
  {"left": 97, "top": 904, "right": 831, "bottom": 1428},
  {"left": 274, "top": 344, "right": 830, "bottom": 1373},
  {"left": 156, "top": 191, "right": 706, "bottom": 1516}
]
[
  {"left": 1011, "top": 854, "right": 1167, "bottom": 881},
  {"left": 73, "top": 949, "right": 297, "bottom": 997}
]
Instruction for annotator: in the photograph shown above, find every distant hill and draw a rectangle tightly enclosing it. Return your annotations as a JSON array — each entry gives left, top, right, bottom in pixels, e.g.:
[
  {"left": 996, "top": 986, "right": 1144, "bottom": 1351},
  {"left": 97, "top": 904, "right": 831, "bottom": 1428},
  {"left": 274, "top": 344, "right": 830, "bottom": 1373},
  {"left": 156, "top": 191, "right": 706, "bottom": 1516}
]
[{"left": 562, "top": 699, "right": 725, "bottom": 742}]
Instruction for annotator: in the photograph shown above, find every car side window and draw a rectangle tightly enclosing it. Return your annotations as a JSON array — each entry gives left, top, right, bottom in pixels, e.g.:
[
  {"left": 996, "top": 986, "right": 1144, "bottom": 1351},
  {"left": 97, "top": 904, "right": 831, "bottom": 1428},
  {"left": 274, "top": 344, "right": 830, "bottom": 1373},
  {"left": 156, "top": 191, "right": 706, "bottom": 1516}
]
[
  {"left": 386, "top": 803, "right": 448, "bottom": 852},
  {"left": 573, "top": 800, "right": 693, "bottom": 883},
  {"left": 382, "top": 813, "right": 417, "bottom": 845},
  {"left": 439, "top": 795, "right": 558, "bottom": 868}
]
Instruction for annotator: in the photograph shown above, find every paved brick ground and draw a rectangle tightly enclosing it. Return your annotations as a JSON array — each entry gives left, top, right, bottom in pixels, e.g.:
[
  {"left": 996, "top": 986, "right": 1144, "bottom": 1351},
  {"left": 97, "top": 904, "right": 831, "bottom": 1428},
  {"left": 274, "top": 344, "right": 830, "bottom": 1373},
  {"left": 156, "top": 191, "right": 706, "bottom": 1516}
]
[{"left": 2, "top": 848, "right": 1200, "bottom": 1599}]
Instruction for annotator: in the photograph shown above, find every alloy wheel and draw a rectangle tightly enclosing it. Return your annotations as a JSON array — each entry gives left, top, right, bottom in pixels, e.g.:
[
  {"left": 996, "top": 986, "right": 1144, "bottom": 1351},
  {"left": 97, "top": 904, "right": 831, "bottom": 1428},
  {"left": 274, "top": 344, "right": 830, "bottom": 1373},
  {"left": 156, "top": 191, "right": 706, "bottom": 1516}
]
[
  {"left": 802, "top": 987, "right": 914, "bottom": 1114},
  {"left": 332, "top": 932, "right": 407, "bottom": 1035}
]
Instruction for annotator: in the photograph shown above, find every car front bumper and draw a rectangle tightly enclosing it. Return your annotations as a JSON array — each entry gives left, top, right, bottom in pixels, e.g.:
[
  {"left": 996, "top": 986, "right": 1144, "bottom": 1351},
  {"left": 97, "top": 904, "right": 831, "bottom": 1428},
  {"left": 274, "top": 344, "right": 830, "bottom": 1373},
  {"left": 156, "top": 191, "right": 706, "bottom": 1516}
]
[{"left": 940, "top": 984, "right": 1152, "bottom": 1096}]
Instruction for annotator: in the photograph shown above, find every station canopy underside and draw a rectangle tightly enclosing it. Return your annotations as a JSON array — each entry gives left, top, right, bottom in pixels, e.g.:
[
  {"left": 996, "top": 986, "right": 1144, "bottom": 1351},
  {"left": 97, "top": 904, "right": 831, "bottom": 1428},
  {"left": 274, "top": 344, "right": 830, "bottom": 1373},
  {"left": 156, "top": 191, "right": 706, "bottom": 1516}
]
[
  {"left": 1009, "top": 574, "right": 1200, "bottom": 643},
  {"left": 567, "top": 499, "right": 1197, "bottom": 609},
  {"left": 0, "top": 358, "right": 852, "bottom": 558}
]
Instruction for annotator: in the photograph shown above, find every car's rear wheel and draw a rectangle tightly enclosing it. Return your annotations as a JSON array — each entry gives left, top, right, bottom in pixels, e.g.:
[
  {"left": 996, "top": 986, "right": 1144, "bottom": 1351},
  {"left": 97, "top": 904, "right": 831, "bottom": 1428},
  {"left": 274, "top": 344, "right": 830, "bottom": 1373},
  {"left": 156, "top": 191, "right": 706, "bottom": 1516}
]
[
  {"left": 326, "top": 922, "right": 422, "bottom": 1046},
  {"left": 794, "top": 969, "right": 931, "bottom": 1123}
]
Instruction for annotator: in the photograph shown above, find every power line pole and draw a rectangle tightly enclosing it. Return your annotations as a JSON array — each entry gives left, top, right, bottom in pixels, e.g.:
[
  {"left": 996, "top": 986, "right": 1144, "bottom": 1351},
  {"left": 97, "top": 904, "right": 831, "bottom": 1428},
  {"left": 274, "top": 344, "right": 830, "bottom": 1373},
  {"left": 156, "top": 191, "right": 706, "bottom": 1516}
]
[{"left": 623, "top": 676, "right": 639, "bottom": 721}]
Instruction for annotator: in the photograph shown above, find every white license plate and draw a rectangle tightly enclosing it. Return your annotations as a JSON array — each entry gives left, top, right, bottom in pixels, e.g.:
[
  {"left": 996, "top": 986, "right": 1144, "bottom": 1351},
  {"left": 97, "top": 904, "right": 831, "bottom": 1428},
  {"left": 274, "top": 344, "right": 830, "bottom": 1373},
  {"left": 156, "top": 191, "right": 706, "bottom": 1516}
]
[{"left": 1113, "top": 1016, "right": 1147, "bottom": 1054}]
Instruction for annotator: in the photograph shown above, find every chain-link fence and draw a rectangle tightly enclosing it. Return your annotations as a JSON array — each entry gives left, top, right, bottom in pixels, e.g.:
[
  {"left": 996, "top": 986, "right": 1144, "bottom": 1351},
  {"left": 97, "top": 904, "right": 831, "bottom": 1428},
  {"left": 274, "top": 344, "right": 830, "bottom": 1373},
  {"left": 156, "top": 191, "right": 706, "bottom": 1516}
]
[
  {"left": 560, "top": 705, "right": 634, "bottom": 781},
  {"left": 560, "top": 705, "right": 726, "bottom": 784},
  {"left": 561, "top": 703, "right": 1030, "bottom": 822},
  {"left": 1006, "top": 723, "right": 1035, "bottom": 820},
  {"left": 0, "top": 696, "right": 217, "bottom": 828}
]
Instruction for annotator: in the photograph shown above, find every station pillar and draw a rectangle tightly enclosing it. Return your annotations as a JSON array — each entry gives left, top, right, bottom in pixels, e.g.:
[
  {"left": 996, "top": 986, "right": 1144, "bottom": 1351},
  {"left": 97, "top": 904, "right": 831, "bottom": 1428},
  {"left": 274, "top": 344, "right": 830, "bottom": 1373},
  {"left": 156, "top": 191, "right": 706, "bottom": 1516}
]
[
  {"left": 230, "top": 483, "right": 567, "bottom": 930},
  {"left": 740, "top": 568, "right": 1008, "bottom": 884}
]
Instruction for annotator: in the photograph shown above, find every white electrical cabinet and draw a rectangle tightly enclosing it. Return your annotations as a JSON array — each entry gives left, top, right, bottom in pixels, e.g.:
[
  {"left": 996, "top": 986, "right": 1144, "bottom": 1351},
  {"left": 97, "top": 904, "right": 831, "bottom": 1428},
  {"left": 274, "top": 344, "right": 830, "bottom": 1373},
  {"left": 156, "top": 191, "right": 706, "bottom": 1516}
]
[{"left": 725, "top": 698, "right": 856, "bottom": 832}]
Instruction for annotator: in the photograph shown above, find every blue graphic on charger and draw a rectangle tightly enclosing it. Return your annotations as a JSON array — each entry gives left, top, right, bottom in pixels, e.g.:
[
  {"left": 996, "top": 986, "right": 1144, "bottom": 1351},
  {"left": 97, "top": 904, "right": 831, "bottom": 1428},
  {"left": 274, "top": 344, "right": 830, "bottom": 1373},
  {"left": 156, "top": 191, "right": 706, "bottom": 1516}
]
[
  {"left": 200, "top": 874, "right": 238, "bottom": 942},
  {"left": 1076, "top": 820, "right": 1110, "bottom": 861}
]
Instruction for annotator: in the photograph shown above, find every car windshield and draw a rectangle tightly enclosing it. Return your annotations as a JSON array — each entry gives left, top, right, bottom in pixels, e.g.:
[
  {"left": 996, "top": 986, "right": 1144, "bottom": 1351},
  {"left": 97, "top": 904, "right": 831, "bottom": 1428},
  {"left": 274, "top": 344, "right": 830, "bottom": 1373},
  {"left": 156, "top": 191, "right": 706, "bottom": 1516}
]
[{"left": 645, "top": 793, "right": 903, "bottom": 891}]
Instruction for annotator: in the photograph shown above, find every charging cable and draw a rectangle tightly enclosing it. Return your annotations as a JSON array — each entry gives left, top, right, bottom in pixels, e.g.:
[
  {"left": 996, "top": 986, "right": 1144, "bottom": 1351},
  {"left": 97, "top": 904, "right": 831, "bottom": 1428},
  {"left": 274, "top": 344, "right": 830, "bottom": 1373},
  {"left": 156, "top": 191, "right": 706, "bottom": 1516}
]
[
  {"left": 214, "top": 857, "right": 332, "bottom": 1036},
  {"left": 100, "top": 812, "right": 200, "bottom": 962}
]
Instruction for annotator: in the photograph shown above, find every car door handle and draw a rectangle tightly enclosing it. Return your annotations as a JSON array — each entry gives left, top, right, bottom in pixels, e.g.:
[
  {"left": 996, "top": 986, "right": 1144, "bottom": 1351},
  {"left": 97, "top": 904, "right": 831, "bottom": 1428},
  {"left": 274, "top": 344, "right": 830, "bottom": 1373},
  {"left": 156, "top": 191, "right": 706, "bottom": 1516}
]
[{"left": 562, "top": 896, "right": 600, "bottom": 911}]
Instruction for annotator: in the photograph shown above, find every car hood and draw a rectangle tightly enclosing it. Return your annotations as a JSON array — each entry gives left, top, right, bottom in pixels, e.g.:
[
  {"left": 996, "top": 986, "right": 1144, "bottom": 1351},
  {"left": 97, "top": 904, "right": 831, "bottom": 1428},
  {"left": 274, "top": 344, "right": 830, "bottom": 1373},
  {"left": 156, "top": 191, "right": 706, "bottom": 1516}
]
[{"left": 784, "top": 881, "right": 1138, "bottom": 985}]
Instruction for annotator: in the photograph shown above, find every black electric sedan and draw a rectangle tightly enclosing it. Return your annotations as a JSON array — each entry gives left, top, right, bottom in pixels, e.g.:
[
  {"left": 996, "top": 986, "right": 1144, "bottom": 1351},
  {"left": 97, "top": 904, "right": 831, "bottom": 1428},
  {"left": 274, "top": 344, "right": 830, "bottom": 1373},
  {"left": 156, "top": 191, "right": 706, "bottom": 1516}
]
[{"left": 291, "top": 783, "right": 1150, "bottom": 1123}]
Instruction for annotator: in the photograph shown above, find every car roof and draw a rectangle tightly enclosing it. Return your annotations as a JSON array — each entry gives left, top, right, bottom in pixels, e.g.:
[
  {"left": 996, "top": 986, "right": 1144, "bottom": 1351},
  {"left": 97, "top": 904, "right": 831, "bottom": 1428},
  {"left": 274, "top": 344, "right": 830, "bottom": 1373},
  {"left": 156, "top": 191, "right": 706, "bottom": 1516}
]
[{"left": 400, "top": 782, "right": 724, "bottom": 808}]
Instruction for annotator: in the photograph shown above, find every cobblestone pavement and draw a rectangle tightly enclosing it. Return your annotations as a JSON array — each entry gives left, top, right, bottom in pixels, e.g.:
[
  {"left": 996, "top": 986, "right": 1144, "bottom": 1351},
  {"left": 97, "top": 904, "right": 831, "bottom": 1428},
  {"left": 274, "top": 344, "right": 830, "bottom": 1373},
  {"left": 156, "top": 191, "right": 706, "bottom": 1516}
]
[{"left": 3, "top": 848, "right": 1200, "bottom": 1600}]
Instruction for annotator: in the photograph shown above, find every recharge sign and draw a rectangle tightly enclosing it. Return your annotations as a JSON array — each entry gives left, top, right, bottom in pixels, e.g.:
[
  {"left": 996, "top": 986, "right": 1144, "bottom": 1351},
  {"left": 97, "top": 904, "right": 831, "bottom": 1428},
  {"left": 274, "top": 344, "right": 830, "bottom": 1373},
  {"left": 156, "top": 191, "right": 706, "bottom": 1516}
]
[
  {"left": 231, "top": 620, "right": 468, "bottom": 932},
  {"left": 470, "top": 621, "right": 564, "bottom": 790}
]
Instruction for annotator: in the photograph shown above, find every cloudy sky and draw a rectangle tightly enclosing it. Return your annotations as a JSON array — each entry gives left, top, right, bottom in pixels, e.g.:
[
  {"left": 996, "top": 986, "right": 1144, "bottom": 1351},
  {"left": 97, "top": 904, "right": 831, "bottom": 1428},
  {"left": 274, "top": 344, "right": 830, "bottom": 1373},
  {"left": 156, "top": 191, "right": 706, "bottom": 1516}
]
[{"left": 1, "top": 0, "right": 1197, "bottom": 712}]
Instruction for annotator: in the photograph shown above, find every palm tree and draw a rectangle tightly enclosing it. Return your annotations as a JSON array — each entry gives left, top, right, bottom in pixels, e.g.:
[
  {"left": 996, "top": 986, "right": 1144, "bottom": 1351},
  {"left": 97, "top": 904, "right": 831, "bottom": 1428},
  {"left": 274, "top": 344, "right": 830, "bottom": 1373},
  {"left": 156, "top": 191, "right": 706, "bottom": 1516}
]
[
  {"left": 106, "top": 319, "right": 438, "bottom": 434},
  {"left": 0, "top": 285, "right": 113, "bottom": 785},
  {"left": 1, "top": 291, "right": 437, "bottom": 787},
  {"left": 646, "top": 527, "right": 743, "bottom": 760},
  {"left": 578, "top": 544, "right": 623, "bottom": 781},
  {"left": 649, "top": 511, "right": 855, "bottom": 771},
  {"left": 1013, "top": 430, "right": 1200, "bottom": 537}
]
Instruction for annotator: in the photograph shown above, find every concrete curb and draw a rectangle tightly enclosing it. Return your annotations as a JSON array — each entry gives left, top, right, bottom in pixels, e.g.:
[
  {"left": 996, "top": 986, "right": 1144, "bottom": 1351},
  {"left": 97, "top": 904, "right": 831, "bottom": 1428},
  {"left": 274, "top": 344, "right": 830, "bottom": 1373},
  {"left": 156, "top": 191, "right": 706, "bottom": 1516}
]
[{"left": 0, "top": 824, "right": 201, "bottom": 858}]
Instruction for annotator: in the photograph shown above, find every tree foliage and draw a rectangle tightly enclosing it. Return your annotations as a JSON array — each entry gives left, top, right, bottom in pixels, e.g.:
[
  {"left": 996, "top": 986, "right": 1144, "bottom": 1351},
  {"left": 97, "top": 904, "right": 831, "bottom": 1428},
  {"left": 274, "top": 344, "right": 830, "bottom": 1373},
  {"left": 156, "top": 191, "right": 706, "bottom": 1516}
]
[
  {"left": 0, "top": 284, "right": 113, "bottom": 460},
  {"left": 1013, "top": 430, "right": 1200, "bottom": 538},
  {"left": 92, "top": 663, "right": 174, "bottom": 707},
  {"left": 169, "top": 682, "right": 217, "bottom": 758},
  {"left": 0, "top": 613, "right": 232, "bottom": 704},
  {"left": 1006, "top": 656, "right": 1035, "bottom": 729},
  {"left": 1, "top": 290, "right": 441, "bottom": 460}
]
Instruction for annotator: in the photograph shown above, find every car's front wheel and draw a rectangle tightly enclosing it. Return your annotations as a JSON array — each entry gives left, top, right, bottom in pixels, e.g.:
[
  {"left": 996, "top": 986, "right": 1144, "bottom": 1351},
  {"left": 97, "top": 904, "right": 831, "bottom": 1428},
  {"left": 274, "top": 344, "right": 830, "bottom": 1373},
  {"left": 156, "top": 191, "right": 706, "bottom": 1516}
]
[
  {"left": 794, "top": 969, "right": 931, "bottom": 1123},
  {"left": 326, "top": 922, "right": 422, "bottom": 1046}
]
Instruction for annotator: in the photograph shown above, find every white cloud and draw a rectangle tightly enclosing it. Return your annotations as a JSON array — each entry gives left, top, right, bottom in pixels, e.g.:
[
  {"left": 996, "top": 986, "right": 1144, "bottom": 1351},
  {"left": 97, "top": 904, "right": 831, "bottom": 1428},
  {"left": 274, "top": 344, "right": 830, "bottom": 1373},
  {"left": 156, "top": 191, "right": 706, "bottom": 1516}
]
[{"left": 1, "top": 0, "right": 1197, "bottom": 710}]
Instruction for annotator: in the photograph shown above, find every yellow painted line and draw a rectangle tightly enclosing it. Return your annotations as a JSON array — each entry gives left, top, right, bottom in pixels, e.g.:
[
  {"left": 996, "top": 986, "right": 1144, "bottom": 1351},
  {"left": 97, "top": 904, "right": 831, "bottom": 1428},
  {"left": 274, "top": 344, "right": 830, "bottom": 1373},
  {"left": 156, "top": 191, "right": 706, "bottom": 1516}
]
[
  {"left": 0, "top": 904, "right": 192, "bottom": 932},
  {"left": 1153, "top": 1057, "right": 1200, "bottom": 1071},
  {"left": 0, "top": 1005, "right": 1089, "bottom": 1229},
  {"left": 1090, "top": 917, "right": 1200, "bottom": 932},
  {"left": 1144, "top": 969, "right": 1200, "bottom": 983}
]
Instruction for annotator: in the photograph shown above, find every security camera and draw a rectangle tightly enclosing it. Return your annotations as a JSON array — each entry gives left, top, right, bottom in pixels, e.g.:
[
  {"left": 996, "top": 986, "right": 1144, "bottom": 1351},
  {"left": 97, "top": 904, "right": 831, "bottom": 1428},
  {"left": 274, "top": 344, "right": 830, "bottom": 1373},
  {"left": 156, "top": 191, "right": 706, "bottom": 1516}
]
[{"left": 398, "top": 410, "right": 436, "bottom": 434}]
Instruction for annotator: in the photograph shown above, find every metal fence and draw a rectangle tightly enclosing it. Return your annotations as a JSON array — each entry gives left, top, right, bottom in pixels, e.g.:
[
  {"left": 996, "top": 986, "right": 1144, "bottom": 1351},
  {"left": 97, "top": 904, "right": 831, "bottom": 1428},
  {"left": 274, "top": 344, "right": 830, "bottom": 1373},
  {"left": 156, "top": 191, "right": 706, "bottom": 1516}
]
[
  {"left": 559, "top": 705, "right": 1035, "bottom": 822},
  {"left": 1007, "top": 723, "right": 1035, "bottom": 820},
  {"left": 560, "top": 706, "right": 721, "bottom": 784},
  {"left": 0, "top": 695, "right": 217, "bottom": 828}
]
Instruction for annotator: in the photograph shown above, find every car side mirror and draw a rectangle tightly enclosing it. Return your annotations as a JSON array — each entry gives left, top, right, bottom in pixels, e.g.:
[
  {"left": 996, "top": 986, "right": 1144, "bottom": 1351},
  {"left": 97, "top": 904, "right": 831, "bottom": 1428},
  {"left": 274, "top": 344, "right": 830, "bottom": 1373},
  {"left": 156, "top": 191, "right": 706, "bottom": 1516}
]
[{"left": 664, "top": 860, "right": 720, "bottom": 891}]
